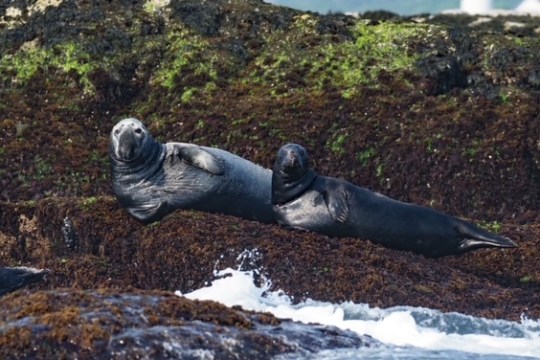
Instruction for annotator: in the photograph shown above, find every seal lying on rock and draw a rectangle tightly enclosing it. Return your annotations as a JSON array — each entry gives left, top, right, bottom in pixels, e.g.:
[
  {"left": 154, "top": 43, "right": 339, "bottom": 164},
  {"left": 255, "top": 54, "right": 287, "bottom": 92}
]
[
  {"left": 271, "top": 143, "right": 518, "bottom": 258},
  {"left": 109, "top": 118, "right": 274, "bottom": 224},
  {"left": 0, "top": 267, "right": 50, "bottom": 296}
]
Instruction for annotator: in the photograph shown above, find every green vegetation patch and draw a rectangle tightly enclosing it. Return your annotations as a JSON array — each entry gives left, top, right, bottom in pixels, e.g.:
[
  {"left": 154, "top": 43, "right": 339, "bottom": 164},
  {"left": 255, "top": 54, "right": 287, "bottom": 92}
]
[
  {"left": 151, "top": 27, "right": 236, "bottom": 102},
  {"left": 247, "top": 16, "right": 431, "bottom": 98},
  {"left": 356, "top": 147, "right": 377, "bottom": 166},
  {"left": 0, "top": 42, "right": 98, "bottom": 95},
  {"left": 327, "top": 131, "right": 348, "bottom": 156},
  {"left": 479, "top": 220, "right": 502, "bottom": 234},
  {"left": 81, "top": 196, "right": 99, "bottom": 210},
  {"left": 315, "top": 21, "right": 427, "bottom": 98}
]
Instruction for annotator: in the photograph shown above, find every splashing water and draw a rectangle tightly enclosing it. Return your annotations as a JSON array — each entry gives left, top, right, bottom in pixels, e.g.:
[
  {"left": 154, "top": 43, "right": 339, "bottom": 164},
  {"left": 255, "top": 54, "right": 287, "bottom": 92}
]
[{"left": 178, "top": 260, "right": 540, "bottom": 359}]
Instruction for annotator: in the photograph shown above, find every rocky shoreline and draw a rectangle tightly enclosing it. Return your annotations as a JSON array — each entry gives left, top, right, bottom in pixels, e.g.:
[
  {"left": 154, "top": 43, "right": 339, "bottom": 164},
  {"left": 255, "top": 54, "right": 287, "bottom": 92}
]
[
  {"left": 0, "top": 0, "right": 539, "bottom": 357},
  {"left": 0, "top": 288, "right": 378, "bottom": 358}
]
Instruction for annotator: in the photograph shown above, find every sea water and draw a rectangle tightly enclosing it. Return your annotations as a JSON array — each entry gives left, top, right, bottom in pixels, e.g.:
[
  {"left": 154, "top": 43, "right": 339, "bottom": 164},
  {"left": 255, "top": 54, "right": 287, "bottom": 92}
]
[
  {"left": 263, "top": 0, "right": 527, "bottom": 15},
  {"left": 178, "top": 263, "right": 540, "bottom": 359}
]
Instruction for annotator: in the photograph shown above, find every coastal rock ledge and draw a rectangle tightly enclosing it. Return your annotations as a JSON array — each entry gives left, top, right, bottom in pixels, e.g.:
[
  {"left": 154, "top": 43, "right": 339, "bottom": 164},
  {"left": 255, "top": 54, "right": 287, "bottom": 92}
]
[
  {"left": 0, "top": 0, "right": 539, "bottom": 358},
  {"left": 0, "top": 289, "right": 377, "bottom": 358}
]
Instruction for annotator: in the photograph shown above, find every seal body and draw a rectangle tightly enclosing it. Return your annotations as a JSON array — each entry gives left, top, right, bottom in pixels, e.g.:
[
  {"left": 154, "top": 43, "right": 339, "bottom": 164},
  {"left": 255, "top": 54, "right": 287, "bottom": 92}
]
[
  {"left": 110, "top": 118, "right": 274, "bottom": 224},
  {"left": 272, "top": 144, "right": 518, "bottom": 258},
  {"left": 0, "top": 267, "right": 50, "bottom": 296}
]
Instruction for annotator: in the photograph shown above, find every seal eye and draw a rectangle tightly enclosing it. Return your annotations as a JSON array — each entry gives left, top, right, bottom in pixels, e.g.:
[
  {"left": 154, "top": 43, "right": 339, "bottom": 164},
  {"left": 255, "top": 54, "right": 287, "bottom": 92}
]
[
  {"left": 114, "top": 129, "right": 120, "bottom": 136},
  {"left": 135, "top": 128, "right": 142, "bottom": 135}
]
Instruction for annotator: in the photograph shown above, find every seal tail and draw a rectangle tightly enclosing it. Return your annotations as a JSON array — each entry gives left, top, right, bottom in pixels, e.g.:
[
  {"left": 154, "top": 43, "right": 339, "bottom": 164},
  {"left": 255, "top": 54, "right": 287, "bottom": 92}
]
[{"left": 457, "top": 222, "right": 518, "bottom": 253}]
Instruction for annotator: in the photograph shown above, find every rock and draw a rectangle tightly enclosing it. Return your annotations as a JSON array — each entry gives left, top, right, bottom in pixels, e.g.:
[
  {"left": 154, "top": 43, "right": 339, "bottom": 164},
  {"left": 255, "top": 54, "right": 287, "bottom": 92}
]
[
  {"left": 0, "top": 0, "right": 539, "bottom": 357},
  {"left": 61, "top": 216, "right": 78, "bottom": 250},
  {"left": 0, "top": 289, "right": 378, "bottom": 359},
  {"left": 0, "top": 198, "right": 538, "bottom": 321}
]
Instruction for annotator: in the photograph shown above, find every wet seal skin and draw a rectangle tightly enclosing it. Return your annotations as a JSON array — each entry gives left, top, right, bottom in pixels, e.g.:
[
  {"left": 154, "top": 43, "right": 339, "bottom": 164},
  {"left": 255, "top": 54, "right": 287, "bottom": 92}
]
[
  {"left": 109, "top": 118, "right": 274, "bottom": 224},
  {"left": 271, "top": 143, "right": 518, "bottom": 258},
  {"left": 0, "top": 267, "right": 50, "bottom": 296}
]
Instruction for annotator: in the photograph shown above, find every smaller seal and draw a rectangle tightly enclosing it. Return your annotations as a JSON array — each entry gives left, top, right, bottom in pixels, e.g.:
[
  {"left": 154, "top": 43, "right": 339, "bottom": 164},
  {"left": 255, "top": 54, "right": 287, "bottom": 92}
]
[
  {"left": 0, "top": 267, "right": 50, "bottom": 296},
  {"left": 271, "top": 143, "right": 518, "bottom": 258},
  {"left": 109, "top": 118, "right": 274, "bottom": 224}
]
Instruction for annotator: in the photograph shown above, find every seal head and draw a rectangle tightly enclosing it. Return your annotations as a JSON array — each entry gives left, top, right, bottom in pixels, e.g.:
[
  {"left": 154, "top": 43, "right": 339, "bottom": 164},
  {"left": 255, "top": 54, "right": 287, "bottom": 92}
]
[
  {"left": 109, "top": 118, "right": 162, "bottom": 166},
  {"left": 272, "top": 144, "right": 316, "bottom": 205},
  {"left": 110, "top": 118, "right": 148, "bottom": 162}
]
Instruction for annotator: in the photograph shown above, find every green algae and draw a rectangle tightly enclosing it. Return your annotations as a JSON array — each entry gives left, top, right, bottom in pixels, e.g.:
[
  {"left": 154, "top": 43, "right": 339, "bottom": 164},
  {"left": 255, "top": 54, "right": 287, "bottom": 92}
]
[
  {"left": 0, "top": 43, "right": 98, "bottom": 95},
  {"left": 151, "top": 27, "right": 233, "bottom": 102},
  {"left": 315, "top": 20, "right": 427, "bottom": 97},
  {"left": 246, "top": 16, "right": 431, "bottom": 98},
  {"left": 328, "top": 132, "right": 348, "bottom": 156},
  {"left": 356, "top": 147, "right": 377, "bottom": 167},
  {"left": 143, "top": 0, "right": 170, "bottom": 14},
  {"left": 0, "top": 47, "right": 49, "bottom": 84},
  {"left": 479, "top": 220, "right": 503, "bottom": 234},
  {"left": 34, "top": 155, "right": 53, "bottom": 180},
  {"left": 81, "top": 197, "right": 99, "bottom": 210}
]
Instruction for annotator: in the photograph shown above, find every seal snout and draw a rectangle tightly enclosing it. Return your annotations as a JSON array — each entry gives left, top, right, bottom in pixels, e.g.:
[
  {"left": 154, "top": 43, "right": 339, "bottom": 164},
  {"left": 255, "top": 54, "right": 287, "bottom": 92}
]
[
  {"left": 111, "top": 118, "right": 147, "bottom": 161},
  {"left": 277, "top": 144, "right": 309, "bottom": 174},
  {"left": 283, "top": 150, "right": 299, "bottom": 169},
  {"left": 117, "top": 130, "right": 138, "bottom": 160}
]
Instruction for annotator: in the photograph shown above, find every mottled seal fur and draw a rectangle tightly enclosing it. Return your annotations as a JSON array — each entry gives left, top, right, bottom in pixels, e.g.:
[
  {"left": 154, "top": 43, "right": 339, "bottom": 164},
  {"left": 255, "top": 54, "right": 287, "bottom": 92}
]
[
  {"left": 271, "top": 143, "right": 518, "bottom": 258},
  {"left": 109, "top": 118, "right": 274, "bottom": 224}
]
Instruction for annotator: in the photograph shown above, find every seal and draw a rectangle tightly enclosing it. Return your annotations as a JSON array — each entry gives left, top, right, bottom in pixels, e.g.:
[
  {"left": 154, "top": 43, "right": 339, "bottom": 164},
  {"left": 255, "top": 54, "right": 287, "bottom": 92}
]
[
  {"left": 0, "top": 267, "right": 50, "bottom": 296},
  {"left": 109, "top": 118, "right": 274, "bottom": 224},
  {"left": 271, "top": 143, "right": 518, "bottom": 258}
]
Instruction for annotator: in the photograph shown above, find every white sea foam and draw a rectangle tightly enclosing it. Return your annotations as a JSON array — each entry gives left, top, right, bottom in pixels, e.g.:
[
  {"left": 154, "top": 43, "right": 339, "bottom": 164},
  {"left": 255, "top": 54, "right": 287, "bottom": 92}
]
[
  {"left": 443, "top": 0, "right": 540, "bottom": 15},
  {"left": 515, "top": 0, "right": 540, "bottom": 14},
  {"left": 178, "top": 267, "right": 540, "bottom": 359},
  {"left": 460, "top": 0, "right": 493, "bottom": 14},
  {"left": 265, "top": 0, "right": 539, "bottom": 16}
]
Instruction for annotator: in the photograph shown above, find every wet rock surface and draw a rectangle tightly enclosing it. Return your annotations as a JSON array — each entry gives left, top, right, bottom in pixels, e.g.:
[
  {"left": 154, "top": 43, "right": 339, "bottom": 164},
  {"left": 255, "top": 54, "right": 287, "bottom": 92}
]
[
  {"left": 0, "top": 289, "right": 377, "bottom": 358},
  {"left": 0, "top": 0, "right": 539, "bottom": 357}
]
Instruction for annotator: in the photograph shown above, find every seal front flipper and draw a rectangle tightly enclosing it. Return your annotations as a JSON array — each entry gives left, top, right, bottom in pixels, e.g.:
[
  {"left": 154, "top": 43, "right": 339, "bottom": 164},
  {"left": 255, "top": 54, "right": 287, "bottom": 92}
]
[
  {"left": 177, "top": 146, "right": 225, "bottom": 176},
  {"left": 128, "top": 202, "right": 169, "bottom": 224},
  {"left": 322, "top": 182, "right": 350, "bottom": 223}
]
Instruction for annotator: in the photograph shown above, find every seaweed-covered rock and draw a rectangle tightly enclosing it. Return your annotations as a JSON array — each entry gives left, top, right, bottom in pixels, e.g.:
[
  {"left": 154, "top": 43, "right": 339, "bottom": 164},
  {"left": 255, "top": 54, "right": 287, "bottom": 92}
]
[
  {"left": 0, "top": 0, "right": 539, "bottom": 356},
  {"left": 0, "top": 0, "right": 538, "bottom": 221},
  {"left": 0, "top": 289, "right": 377, "bottom": 359},
  {"left": 0, "top": 198, "right": 538, "bottom": 321}
]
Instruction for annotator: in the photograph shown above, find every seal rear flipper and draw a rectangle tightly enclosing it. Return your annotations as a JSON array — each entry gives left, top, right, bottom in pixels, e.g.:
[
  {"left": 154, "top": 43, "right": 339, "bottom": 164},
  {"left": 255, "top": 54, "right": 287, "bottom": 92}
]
[
  {"left": 322, "top": 184, "right": 350, "bottom": 224},
  {"left": 177, "top": 146, "right": 225, "bottom": 176},
  {"left": 128, "top": 202, "right": 169, "bottom": 224},
  {"left": 457, "top": 223, "right": 518, "bottom": 252}
]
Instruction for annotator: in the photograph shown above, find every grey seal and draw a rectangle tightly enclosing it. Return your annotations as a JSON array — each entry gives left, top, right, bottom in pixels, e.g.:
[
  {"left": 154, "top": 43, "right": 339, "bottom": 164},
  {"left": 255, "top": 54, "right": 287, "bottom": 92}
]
[
  {"left": 0, "top": 267, "right": 50, "bottom": 296},
  {"left": 271, "top": 143, "right": 518, "bottom": 258},
  {"left": 109, "top": 118, "right": 274, "bottom": 224}
]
